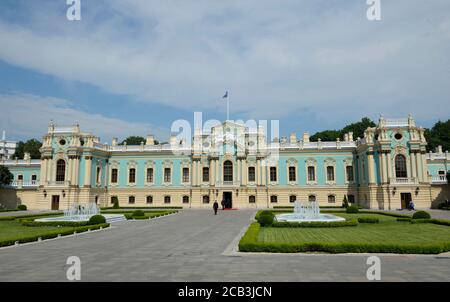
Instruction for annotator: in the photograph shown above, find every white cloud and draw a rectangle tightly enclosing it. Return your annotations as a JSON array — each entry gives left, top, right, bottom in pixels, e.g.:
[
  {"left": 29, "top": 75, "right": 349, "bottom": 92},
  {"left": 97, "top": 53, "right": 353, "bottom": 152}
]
[
  {"left": 0, "top": 0, "right": 449, "bottom": 123},
  {"left": 0, "top": 93, "right": 168, "bottom": 142}
]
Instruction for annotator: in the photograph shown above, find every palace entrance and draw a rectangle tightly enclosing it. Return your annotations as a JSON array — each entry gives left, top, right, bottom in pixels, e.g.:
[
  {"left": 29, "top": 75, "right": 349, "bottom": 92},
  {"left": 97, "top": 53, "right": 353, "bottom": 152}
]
[
  {"left": 51, "top": 195, "right": 60, "bottom": 210},
  {"left": 223, "top": 192, "right": 233, "bottom": 209},
  {"left": 400, "top": 192, "right": 412, "bottom": 209}
]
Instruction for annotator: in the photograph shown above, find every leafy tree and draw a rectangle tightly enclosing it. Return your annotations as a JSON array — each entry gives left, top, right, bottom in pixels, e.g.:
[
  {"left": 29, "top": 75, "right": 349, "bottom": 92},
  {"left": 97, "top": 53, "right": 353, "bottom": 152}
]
[
  {"left": 12, "top": 139, "right": 42, "bottom": 159},
  {"left": 0, "top": 166, "right": 13, "bottom": 185},
  {"left": 120, "top": 136, "right": 146, "bottom": 146},
  {"left": 310, "top": 130, "right": 341, "bottom": 142},
  {"left": 424, "top": 119, "right": 450, "bottom": 152},
  {"left": 340, "top": 117, "right": 376, "bottom": 140},
  {"left": 309, "top": 117, "right": 376, "bottom": 142}
]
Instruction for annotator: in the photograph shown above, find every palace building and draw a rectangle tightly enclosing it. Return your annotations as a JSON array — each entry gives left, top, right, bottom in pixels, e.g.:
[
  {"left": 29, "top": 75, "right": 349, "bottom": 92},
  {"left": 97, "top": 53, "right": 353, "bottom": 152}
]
[{"left": 0, "top": 115, "right": 449, "bottom": 210}]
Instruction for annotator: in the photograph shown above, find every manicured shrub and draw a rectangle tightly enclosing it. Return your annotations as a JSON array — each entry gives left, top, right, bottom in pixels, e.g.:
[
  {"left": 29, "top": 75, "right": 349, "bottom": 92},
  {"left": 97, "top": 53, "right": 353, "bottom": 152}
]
[
  {"left": 88, "top": 215, "right": 106, "bottom": 225},
  {"left": 412, "top": 211, "right": 431, "bottom": 220},
  {"left": 397, "top": 217, "right": 412, "bottom": 222},
  {"left": 346, "top": 205, "right": 359, "bottom": 214},
  {"left": 410, "top": 219, "right": 432, "bottom": 224},
  {"left": 257, "top": 211, "right": 275, "bottom": 227},
  {"left": 17, "top": 205, "right": 27, "bottom": 211},
  {"left": 342, "top": 195, "right": 349, "bottom": 208},
  {"left": 112, "top": 197, "right": 120, "bottom": 209},
  {"left": 132, "top": 210, "right": 145, "bottom": 217},
  {"left": 358, "top": 217, "right": 379, "bottom": 223},
  {"left": 273, "top": 219, "right": 358, "bottom": 228}
]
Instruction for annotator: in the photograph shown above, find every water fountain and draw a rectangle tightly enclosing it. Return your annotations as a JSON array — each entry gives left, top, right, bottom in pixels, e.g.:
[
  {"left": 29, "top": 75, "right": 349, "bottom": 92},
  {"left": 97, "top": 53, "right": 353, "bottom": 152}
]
[
  {"left": 276, "top": 200, "right": 345, "bottom": 222},
  {"left": 36, "top": 202, "right": 126, "bottom": 223}
]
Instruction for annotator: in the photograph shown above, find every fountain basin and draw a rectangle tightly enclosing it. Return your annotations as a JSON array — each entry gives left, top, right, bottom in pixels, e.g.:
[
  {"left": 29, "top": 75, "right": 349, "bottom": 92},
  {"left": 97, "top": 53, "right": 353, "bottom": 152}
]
[
  {"left": 35, "top": 214, "right": 126, "bottom": 223},
  {"left": 275, "top": 213, "right": 345, "bottom": 223}
]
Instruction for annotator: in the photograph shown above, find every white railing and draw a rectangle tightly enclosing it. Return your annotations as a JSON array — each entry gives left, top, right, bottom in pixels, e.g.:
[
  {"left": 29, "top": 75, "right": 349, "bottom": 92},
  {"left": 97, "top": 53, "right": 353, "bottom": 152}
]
[
  {"left": 385, "top": 118, "right": 409, "bottom": 127},
  {"left": 431, "top": 175, "right": 448, "bottom": 184},
  {"left": 4, "top": 180, "right": 39, "bottom": 188},
  {"left": 215, "top": 180, "right": 240, "bottom": 187},
  {"left": 46, "top": 181, "right": 70, "bottom": 187},
  {"left": 390, "top": 177, "right": 418, "bottom": 185}
]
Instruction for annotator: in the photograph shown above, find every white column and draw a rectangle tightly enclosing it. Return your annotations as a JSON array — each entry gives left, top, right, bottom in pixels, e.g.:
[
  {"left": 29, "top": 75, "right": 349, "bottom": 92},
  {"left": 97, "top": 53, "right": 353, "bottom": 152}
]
[
  {"left": 367, "top": 153, "right": 375, "bottom": 184},
  {"left": 215, "top": 160, "right": 219, "bottom": 182},
  {"left": 420, "top": 152, "right": 428, "bottom": 181},
  {"left": 256, "top": 159, "right": 261, "bottom": 185},
  {"left": 40, "top": 159, "right": 48, "bottom": 186},
  {"left": 46, "top": 159, "right": 52, "bottom": 183},
  {"left": 67, "top": 158, "right": 73, "bottom": 184},
  {"left": 237, "top": 159, "right": 241, "bottom": 184},
  {"left": 386, "top": 153, "right": 392, "bottom": 181},
  {"left": 242, "top": 159, "right": 247, "bottom": 186},
  {"left": 84, "top": 156, "right": 92, "bottom": 187},
  {"left": 416, "top": 152, "right": 423, "bottom": 182},
  {"left": 74, "top": 157, "right": 80, "bottom": 186},
  {"left": 410, "top": 152, "right": 417, "bottom": 179},
  {"left": 210, "top": 160, "right": 215, "bottom": 186},
  {"left": 381, "top": 153, "right": 387, "bottom": 183}
]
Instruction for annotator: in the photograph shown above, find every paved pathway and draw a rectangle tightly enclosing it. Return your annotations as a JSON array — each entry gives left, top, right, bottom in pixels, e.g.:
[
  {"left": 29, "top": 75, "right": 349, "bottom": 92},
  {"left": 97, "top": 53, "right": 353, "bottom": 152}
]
[{"left": 0, "top": 210, "right": 449, "bottom": 281}]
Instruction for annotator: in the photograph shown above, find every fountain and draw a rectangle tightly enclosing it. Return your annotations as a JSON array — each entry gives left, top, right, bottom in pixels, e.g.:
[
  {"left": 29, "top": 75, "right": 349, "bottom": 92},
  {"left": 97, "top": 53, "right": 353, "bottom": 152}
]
[
  {"left": 276, "top": 200, "right": 345, "bottom": 222},
  {"left": 35, "top": 202, "right": 126, "bottom": 223}
]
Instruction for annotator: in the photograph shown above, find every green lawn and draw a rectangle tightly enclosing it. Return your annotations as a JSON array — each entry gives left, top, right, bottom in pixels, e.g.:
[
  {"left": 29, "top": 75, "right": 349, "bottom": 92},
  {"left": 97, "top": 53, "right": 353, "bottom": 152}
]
[
  {"left": 0, "top": 220, "right": 82, "bottom": 242},
  {"left": 240, "top": 213, "right": 450, "bottom": 254}
]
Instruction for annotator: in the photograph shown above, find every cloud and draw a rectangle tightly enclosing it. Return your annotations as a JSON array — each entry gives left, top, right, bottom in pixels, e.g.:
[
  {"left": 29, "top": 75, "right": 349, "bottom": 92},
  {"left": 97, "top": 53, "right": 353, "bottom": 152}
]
[
  {"left": 0, "top": 93, "right": 168, "bottom": 142},
  {"left": 0, "top": 0, "right": 449, "bottom": 124}
]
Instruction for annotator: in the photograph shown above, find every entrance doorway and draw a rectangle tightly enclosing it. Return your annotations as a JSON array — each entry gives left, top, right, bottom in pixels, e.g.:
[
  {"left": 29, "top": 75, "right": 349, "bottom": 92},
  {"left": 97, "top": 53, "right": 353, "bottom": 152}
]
[
  {"left": 223, "top": 192, "right": 232, "bottom": 209},
  {"left": 51, "top": 195, "right": 60, "bottom": 210},
  {"left": 400, "top": 192, "right": 412, "bottom": 209}
]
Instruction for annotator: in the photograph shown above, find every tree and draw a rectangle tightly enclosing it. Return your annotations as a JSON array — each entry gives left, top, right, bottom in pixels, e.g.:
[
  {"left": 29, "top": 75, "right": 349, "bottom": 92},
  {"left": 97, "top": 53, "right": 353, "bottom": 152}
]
[
  {"left": 310, "top": 130, "right": 341, "bottom": 142},
  {"left": 12, "top": 139, "right": 42, "bottom": 159},
  {"left": 340, "top": 117, "right": 376, "bottom": 140},
  {"left": 0, "top": 166, "right": 13, "bottom": 186},
  {"left": 424, "top": 119, "right": 450, "bottom": 152},
  {"left": 120, "top": 136, "right": 146, "bottom": 146}
]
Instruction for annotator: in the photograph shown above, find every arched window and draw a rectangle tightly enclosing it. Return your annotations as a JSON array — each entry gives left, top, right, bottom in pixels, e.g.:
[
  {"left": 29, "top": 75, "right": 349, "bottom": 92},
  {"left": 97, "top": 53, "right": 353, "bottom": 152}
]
[
  {"left": 202, "top": 195, "right": 210, "bottom": 204},
  {"left": 328, "top": 195, "right": 336, "bottom": 203},
  {"left": 183, "top": 196, "right": 190, "bottom": 204},
  {"left": 395, "top": 154, "right": 407, "bottom": 178},
  {"left": 56, "top": 160, "right": 66, "bottom": 182},
  {"left": 223, "top": 161, "right": 233, "bottom": 182}
]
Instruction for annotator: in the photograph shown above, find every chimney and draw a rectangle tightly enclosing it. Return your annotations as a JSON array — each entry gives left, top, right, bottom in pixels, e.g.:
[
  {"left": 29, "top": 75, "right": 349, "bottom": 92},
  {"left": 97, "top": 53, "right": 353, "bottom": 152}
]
[
  {"left": 112, "top": 138, "right": 118, "bottom": 146},
  {"left": 302, "top": 132, "right": 310, "bottom": 143},
  {"left": 146, "top": 135, "right": 155, "bottom": 145},
  {"left": 290, "top": 132, "right": 297, "bottom": 143}
]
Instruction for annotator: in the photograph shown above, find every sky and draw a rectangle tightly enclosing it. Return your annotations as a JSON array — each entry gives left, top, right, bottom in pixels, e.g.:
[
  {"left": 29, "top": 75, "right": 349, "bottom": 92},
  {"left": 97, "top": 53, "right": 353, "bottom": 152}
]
[{"left": 0, "top": 0, "right": 449, "bottom": 143}]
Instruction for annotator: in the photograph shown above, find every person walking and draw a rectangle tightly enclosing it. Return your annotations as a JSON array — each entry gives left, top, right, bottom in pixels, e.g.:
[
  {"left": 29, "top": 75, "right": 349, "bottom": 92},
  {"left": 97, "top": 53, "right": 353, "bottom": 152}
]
[
  {"left": 213, "top": 200, "right": 219, "bottom": 215},
  {"left": 221, "top": 199, "right": 225, "bottom": 210}
]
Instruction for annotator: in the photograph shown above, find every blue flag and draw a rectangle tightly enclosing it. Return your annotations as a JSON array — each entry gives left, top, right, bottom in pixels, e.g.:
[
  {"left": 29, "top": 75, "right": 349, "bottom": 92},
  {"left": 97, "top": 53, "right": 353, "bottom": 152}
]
[{"left": 222, "top": 91, "right": 228, "bottom": 98}]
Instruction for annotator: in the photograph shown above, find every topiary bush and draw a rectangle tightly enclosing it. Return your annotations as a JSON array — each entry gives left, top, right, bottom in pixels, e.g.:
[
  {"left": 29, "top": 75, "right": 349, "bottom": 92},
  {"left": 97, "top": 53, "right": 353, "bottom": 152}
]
[
  {"left": 346, "top": 205, "right": 359, "bottom": 214},
  {"left": 17, "top": 204, "right": 27, "bottom": 211},
  {"left": 132, "top": 210, "right": 145, "bottom": 217},
  {"left": 112, "top": 197, "right": 120, "bottom": 209},
  {"left": 412, "top": 211, "right": 431, "bottom": 220},
  {"left": 257, "top": 211, "right": 275, "bottom": 227},
  {"left": 342, "top": 195, "right": 349, "bottom": 208},
  {"left": 88, "top": 215, "right": 106, "bottom": 225}
]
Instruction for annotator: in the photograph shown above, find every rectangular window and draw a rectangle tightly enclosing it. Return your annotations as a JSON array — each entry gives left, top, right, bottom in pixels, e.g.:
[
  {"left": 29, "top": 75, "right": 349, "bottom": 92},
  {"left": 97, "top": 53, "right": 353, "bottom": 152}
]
[
  {"left": 348, "top": 195, "right": 355, "bottom": 204},
  {"left": 18, "top": 175, "right": 23, "bottom": 181},
  {"left": 307, "top": 166, "right": 315, "bottom": 181},
  {"left": 31, "top": 175, "right": 37, "bottom": 181},
  {"left": 270, "top": 167, "right": 277, "bottom": 182},
  {"left": 146, "top": 168, "right": 154, "bottom": 183},
  {"left": 288, "top": 166, "right": 296, "bottom": 182},
  {"left": 183, "top": 196, "right": 189, "bottom": 204},
  {"left": 182, "top": 167, "right": 189, "bottom": 183},
  {"left": 346, "top": 166, "right": 354, "bottom": 182},
  {"left": 128, "top": 196, "right": 135, "bottom": 204},
  {"left": 289, "top": 195, "right": 296, "bottom": 203},
  {"left": 202, "top": 167, "right": 209, "bottom": 182},
  {"left": 202, "top": 196, "right": 210, "bottom": 204},
  {"left": 249, "top": 195, "right": 256, "bottom": 203},
  {"left": 270, "top": 195, "right": 278, "bottom": 203},
  {"left": 248, "top": 167, "right": 256, "bottom": 182},
  {"left": 146, "top": 196, "right": 153, "bottom": 204},
  {"left": 164, "top": 168, "right": 171, "bottom": 183},
  {"left": 327, "top": 166, "right": 335, "bottom": 181},
  {"left": 328, "top": 195, "right": 336, "bottom": 203},
  {"left": 164, "top": 196, "right": 171, "bottom": 204},
  {"left": 96, "top": 167, "right": 101, "bottom": 184},
  {"left": 129, "top": 168, "right": 136, "bottom": 183},
  {"left": 111, "top": 169, "right": 118, "bottom": 183}
]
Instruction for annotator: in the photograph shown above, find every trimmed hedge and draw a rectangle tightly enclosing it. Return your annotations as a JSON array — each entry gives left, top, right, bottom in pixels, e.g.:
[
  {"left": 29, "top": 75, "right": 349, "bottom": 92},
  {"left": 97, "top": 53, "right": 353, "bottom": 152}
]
[
  {"left": 101, "top": 206, "right": 183, "bottom": 210},
  {"left": 272, "top": 219, "right": 358, "bottom": 228},
  {"left": 346, "top": 205, "right": 359, "bottom": 214},
  {"left": 257, "top": 211, "right": 275, "bottom": 226},
  {"left": 17, "top": 205, "right": 27, "bottom": 211},
  {"left": 412, "top": 211, "right": 431, "bottom": 220},
  {"left": 397, "top": 218, "right": 412, "bottom": 222},
  {"left": 0, "top": 223, "right": 110, "bottom": 248},
  {"left": 0, "top": 212, "right": 63, "bottom": 221},
  {"left": 21, "top": 220, "right": 89, "bottom": 227},
  {"left": 88, "top": 215, "right": 106, "bottom": 225},
  {"left": 132, "top": 210, "right": 145, "bottom": 217},
  {"left": 358, "top": 217, "right": 379, "bottom": 224},
  {"left": 125, "top": 211, "right": 176, "bottom": 220}
]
